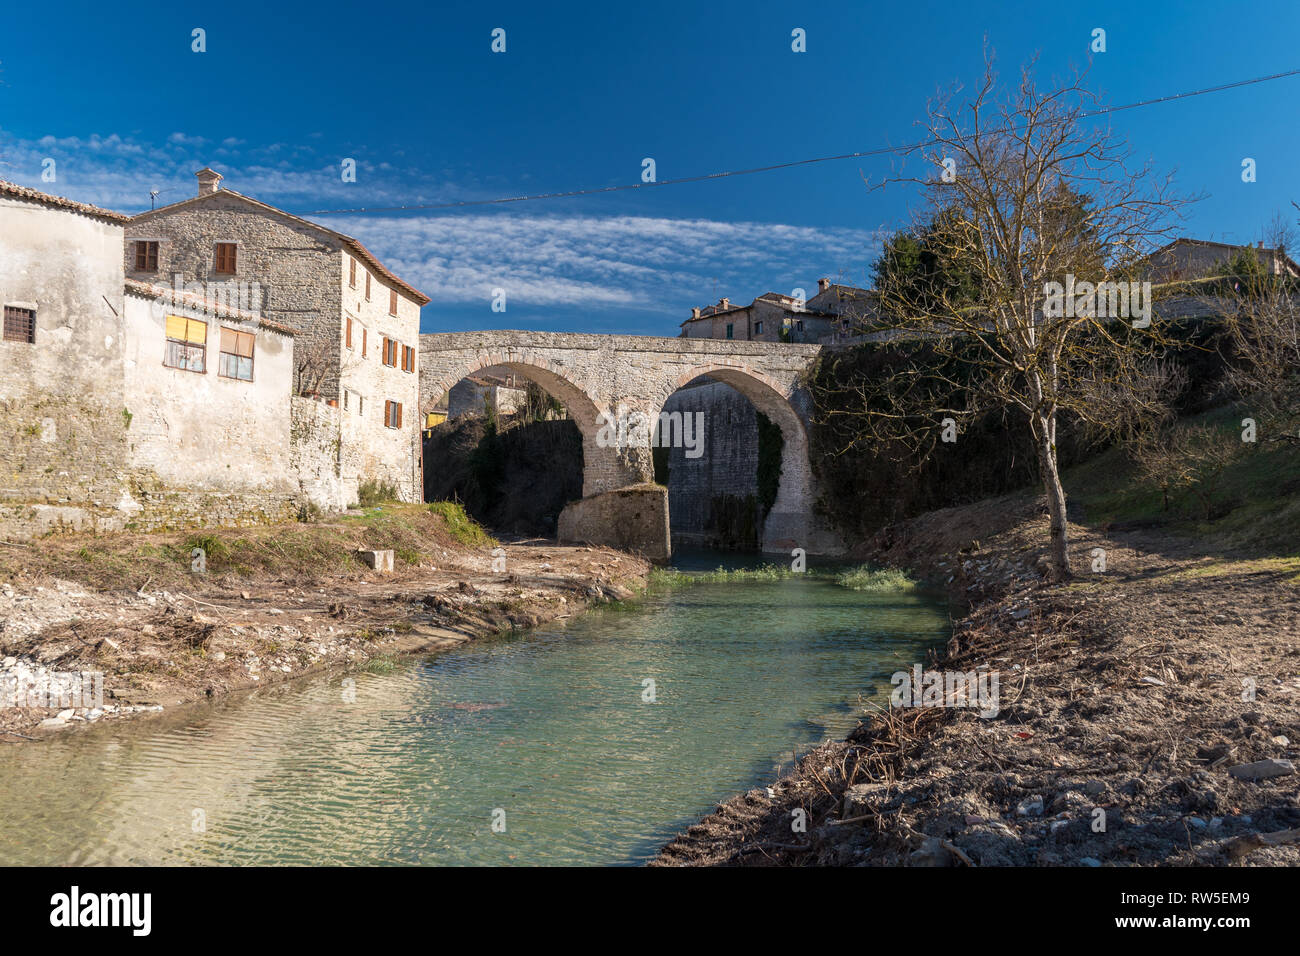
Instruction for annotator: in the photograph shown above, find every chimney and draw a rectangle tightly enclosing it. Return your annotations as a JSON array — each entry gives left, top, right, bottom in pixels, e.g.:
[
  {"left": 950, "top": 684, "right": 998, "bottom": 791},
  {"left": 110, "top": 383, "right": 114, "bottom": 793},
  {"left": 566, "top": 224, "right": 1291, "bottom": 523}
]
[
  {"left": 691, "top": 307, "right": 701, "bottom": 319},
  {"left": 719, "top": 297, "right": 730, "bottom": 309},
  {"left": 195, "top": 167, "right": 223, "bottom": 196},
  {"left": 818, "top": 277, "right": 830, "bottom": 293}
]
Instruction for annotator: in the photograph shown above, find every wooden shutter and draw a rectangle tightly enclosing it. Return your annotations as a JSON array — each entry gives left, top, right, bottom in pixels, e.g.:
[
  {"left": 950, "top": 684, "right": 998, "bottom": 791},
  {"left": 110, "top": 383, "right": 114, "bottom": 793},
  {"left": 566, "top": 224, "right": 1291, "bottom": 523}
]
[
  {"left": 345, "top": 316, "right": 353, "bottom": 348},
  {"left": 350, "top": 258, "right": 357, "bottom": 287},
  {"left": 389, "top": 290, "right": 398, "bottom": 315},
  {"left": 365, "top": 273, "right": 371, "bottom": 300}
]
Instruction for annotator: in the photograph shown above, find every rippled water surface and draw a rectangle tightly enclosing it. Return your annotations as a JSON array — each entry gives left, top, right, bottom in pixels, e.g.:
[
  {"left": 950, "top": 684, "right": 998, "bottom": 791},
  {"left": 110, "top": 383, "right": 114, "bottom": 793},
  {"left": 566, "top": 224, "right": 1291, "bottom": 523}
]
[{"left": 0, "top": 562, "right": 948, "bottom": 865}]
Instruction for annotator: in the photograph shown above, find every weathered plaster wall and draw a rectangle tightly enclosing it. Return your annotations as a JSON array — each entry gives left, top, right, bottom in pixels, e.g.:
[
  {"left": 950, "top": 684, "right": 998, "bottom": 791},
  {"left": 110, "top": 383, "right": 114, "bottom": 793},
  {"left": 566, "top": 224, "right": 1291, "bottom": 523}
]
[
  {"left": 0, "top": 195, "right": 133, "bottom": 535},
  {"left": 120, "top": 290, "right": 299, "bottom": 528}
]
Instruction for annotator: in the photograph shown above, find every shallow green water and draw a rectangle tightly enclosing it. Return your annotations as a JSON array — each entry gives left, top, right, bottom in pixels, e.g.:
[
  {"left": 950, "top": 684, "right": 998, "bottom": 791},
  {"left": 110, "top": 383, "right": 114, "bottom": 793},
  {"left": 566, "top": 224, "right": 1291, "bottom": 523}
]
[{"left": 0, "top": 562, "right": 948, "bottom": 866}]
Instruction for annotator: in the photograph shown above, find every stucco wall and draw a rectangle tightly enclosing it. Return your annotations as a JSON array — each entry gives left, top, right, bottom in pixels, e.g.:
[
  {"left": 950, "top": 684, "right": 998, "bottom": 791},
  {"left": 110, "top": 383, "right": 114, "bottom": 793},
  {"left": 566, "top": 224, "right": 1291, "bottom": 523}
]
[
  {"left": 121, "top": 290, "right": 298, "bottom": 528},
  {"left": 0, "top": 195, "right": 133, "bottom": 535}
]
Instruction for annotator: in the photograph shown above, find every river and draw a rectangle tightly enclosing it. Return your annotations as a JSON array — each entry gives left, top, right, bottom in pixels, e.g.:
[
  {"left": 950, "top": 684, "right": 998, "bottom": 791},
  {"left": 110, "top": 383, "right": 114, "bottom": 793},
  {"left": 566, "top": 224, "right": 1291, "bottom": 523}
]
[{"left": 0, "top": 554, "right": 948, "bottom": 865}]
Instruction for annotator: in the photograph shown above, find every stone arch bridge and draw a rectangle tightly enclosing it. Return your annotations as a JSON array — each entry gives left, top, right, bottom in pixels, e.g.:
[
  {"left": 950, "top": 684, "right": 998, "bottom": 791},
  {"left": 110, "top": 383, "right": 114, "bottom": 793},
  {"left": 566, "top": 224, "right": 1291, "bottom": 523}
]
[{"left": 419, "top": 331, "right": 842, "bottom": 560}]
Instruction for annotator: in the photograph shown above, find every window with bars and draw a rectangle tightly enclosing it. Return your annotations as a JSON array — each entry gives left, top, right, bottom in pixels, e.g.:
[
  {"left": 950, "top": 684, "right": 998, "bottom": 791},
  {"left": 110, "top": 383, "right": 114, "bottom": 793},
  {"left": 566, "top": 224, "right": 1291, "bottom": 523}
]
[
  {"left": 3, "top": 306, "right": 36, "bottom": 344},
  {"left": 214, "top": 243, "right": 237, "bottom": 274},
  {"left": 384, "top": 400, "right": 403, "bottom": 429},
  {"left": 134, "top": 241, "right": 159, "bottom": 271},
  {"left": 218, "top": 328, "right": 255, "bottom": 381},
  {"left": 163, "top": 315, "right": 208, "bottom": 372}
]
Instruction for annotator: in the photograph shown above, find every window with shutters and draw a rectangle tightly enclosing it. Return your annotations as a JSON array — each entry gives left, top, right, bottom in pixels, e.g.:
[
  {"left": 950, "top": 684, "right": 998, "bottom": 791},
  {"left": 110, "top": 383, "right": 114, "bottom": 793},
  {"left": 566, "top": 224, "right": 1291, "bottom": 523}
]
[
  {"left": 362, "top": 328, "right": 367, "bottom": 357},
  {"left": 214, "top": 242, "right": 237, "bottom": 274},
  {"left": 3, "top": 307, "right": 36, "bottom": 344},
  {"left": 349, "top": 257, "right": 357, "bottom": 288},
  {"left": 365, "top": 273, "right": 371, "bottom": 301},
  {"left": 134, "top": 241, "right": 159, "bottom": 271},
  {"left": 389, "top": 289, "right": 398, "bottom": 316},
  {"left": 218, "top": 328, "right": 255, "bottom": 381},
  {"left": 345, "top": 316, "right": 354, "bottom": 349},
  {"left": 402, "top": 345, "right": 415, "bottom": 372},
  {"left": 384, "top": 400, "right": 403, "bottom": 429},
  {"left": 382, "top": 337, "right": 397, "bottom": 367},
  {"left": 163, "top": 315, "right": 208, "bottom": 372}
]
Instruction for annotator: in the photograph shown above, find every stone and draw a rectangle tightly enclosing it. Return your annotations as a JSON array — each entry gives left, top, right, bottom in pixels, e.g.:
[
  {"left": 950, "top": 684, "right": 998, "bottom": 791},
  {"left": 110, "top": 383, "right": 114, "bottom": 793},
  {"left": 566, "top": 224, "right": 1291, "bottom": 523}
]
[
  {"left": 358, "top": 549, "right": 395, "bottom": 572},
  {"left": 38, "top": 717, "right": 66, "bottom": 728},
  {"left": 1016, "top": 794, "right": 1045, "bottom": 816},
  {"left": 1228, "top": 758, "right": 1295, "bottom": 781}
]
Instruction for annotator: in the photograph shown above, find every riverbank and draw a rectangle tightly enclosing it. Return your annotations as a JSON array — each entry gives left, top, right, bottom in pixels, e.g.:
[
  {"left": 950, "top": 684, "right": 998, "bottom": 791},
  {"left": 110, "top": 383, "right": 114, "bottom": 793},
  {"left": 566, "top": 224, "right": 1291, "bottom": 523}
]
[
  {"left": 654, "top": 487, "right": 1300, "bottom": 867},
  {"left": 0, "top": 503, "right": 648, "bottom": 741}
]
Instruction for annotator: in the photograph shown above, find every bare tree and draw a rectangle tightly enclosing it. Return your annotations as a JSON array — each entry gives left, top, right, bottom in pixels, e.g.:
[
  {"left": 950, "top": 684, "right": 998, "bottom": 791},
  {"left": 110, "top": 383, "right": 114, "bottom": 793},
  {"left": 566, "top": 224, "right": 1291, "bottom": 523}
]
[{"left": 835, "top": 50, "right": 1188, "bottom": 578}]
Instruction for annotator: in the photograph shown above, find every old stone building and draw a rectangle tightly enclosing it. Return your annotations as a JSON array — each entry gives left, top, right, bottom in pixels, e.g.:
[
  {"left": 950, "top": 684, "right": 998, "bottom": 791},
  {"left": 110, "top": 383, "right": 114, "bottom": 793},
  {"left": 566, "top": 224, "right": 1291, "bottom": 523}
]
[
  {"left": 678, "top": 278, "right": 879, "bottom": 344},
  {"left": 126, "top": 169, "right": 430, "bottom": 504},
  {"left": 1142, "top": 237, "right": 1300, "bottom": 282},
  {"left": 0, "top": 180, "right": 310, "bottom": 537}
]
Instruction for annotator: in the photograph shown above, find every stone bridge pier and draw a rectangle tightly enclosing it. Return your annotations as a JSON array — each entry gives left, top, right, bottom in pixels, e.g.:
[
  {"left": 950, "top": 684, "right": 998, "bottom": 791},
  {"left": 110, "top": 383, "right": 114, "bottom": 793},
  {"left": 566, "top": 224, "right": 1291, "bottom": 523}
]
[{"left": 419, "top": 331, "right": 844, "bottom": 562}]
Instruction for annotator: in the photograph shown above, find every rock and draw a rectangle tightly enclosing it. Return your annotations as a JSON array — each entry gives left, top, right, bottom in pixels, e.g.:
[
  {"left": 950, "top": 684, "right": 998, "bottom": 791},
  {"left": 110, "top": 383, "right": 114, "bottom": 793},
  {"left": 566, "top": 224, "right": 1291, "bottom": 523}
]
[
  {"left": 38, "top": 717, "right": 66, "bottom": 729},
  {"left": 212, "top": 651, "right": 226, "bottom": 661},
  {"left": 85, "top": 708, "right": 103, "bottom": 721},
  {"left": 908, "top": 836, "right": 954, "bottom": 867},
  {"left": 1079, "top": 857, "right": 1102, "bottom": 867},
  {"left": 1228, "top": 758, "right": 1295, "bottom": 781},
  {"left": 56, "top": 709, "right": 74, "bottom": 720},
  {"left": 358, "top": 549, "right": 395, "bottom": 572},
  {"left": 1186, "top": 816, "right": 1208, "bottom": 829},
  {"left": 1082, "top": 780, "right": 1107, "bottom": 796},
  {"left": 1016, "top": 795, "right": 1045, "bottom": 816},
  {"left": 1272, "top": 735, "right": 1290, "bottom": 747},
  {"left": 842, "top": 783, "right": 887, "bottom": 817}
]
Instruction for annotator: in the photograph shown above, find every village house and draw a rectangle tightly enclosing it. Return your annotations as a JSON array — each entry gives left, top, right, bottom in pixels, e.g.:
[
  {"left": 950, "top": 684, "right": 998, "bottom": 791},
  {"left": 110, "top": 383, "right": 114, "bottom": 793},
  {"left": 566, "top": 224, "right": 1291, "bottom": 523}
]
[
  {"left": 0, "top": 180, "right": 305, "bottom": 537},
  {"left": 1143, "top": 237, "right": 1300, "bottom": 283},
  {"left": 125, "top": 169, "right": 430, "bottom": 505},
  {"left": 678, "top": 278, "right": 879, "bottom": 343}
]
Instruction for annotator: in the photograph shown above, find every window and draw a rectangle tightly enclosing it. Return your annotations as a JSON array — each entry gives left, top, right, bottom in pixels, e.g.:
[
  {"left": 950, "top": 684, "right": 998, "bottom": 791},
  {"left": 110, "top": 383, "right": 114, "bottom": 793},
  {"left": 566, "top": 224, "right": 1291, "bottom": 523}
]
[
  {"left": 134, "top": 241, "right": 159, "bottom": 271},
  {"left": 384, "top": 400, "right": 403, "bottom": 429},
  {"left": 362, "top": 328, "right": 367, "bottom": 357},
  {"left": 382, "top": 337, "right": 398, "bottom": 367},
  {"left": 365, "top": 273, "right": 371, "bottom": 301},
  {"left": 163, "top": 315, "right": 208, "bottom": 372},
  {"left": 796, "top": 319, "right": 804, "bottom": 332},
  {"left": 358, "top": 395, "right": 364, "bottom": 416},
  {"left": 214, "top": 242, "right": 237, "bottom": 274},
  {"left": 402, "top": 345, "right": 415, "bottom": 372},
  {"left": 218, "top": 328, "right": 255, "bottom": 381},
  {"left": 345, "top": 316, "right": 354, "bottom": 349},
  {"left": 349, "top": 257, "right": 357, "bottom": 288},
  {"left": 754, "top": 321, "right": 763, "bottom": 335},
  {"left": 389, "top": 289, "right": 398, "bottom": 316},
  {"left": 3, "top": 307, "right": 36, "bottom": 344},
  {"left": 725, "top": 322, "right": 733, "bottom": 340},
  {"left": 343, "top": 390, "right": 349, "bottom": 410}
]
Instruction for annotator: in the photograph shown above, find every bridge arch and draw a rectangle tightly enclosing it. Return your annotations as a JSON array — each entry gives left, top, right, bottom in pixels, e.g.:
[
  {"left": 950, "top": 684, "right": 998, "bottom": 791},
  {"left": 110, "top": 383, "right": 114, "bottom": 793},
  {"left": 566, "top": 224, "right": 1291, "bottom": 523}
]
[{"left": 652, "top": 363, "right": 814, "bottom": 551}]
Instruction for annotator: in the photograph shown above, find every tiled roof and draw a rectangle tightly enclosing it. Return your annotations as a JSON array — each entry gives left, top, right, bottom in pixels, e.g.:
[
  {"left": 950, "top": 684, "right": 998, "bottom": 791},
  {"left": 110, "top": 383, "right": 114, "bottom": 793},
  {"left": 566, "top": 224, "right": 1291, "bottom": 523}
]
[
  {"left": 0, "top": 179, "right": 130, "bottom": 224},
  {"left": 124, "top": 279, "right": 301, "bottom": 336},
  {"left": 131, "top": 188, "right": 431, "bottom": 305}
]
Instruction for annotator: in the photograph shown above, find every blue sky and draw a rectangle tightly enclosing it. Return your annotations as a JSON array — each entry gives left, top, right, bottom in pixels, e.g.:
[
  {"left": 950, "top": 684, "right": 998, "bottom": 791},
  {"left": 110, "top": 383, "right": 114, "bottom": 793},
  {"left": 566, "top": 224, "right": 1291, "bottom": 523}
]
[{"left": 3, "top": 0, "right": 1299, "bottom": 335}]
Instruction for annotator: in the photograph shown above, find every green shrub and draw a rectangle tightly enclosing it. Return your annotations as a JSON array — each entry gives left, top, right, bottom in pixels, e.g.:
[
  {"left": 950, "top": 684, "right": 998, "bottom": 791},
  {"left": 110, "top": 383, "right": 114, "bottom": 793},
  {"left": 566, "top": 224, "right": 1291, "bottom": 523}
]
[
  {"left": 357, "top": 478, "right": 401, "bottom": 508},
  {"left": 836, "top": 565, "right": 916, "bottom": 592},
  {"left": 427, "top": 500, "right": 497, "bottom": 547}
]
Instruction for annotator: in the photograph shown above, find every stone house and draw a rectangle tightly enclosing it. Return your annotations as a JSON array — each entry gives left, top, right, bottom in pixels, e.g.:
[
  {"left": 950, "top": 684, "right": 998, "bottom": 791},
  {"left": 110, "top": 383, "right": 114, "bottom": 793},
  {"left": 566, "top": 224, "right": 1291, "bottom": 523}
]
[
  {"left": 0, "top": 180, "right": 306, "bottom": 537},
  {"left": 125, "top": 169, "right": 430, "bottom": 505},
  {"left": 1142, "top": 238, "right": 1300, "bottom": 283},
  {"left": 679, "top": 279, "right": 877, "bottom": 343},
  {"left": 447, "top": 369, "right": 529, "bottom": 419}
]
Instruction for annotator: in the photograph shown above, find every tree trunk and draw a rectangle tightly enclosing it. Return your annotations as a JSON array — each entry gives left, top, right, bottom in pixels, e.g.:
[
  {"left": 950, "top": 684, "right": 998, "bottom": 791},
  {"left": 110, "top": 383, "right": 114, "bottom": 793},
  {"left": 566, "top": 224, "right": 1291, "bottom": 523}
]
[{"left": 1034, "top": 414, "right": 1071, "bottom": 580}]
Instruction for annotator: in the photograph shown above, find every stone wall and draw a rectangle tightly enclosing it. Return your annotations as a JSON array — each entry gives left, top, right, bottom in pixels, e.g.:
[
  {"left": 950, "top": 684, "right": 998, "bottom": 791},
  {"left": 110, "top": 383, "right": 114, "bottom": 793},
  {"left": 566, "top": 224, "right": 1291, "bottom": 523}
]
[
  {"left": 558, "top": 483, "right": 670, "bottom": 562},
  {"left": 290, "top": 397, "right": 350, "bottom": 512},
  {"left": 662, "top": 379, "right": 761, "bottom": 548}
]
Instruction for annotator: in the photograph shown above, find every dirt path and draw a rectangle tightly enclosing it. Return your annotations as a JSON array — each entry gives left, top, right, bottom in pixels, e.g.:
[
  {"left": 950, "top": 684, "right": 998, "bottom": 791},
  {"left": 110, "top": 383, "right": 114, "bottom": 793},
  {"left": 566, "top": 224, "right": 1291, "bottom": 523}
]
[
  {"left": 0, "top": 537, "right": 648, "bottom": 741},
  {"left": 654, "top": 494, "right": 1300, "bottom": 867}
]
